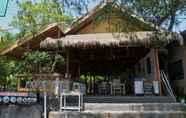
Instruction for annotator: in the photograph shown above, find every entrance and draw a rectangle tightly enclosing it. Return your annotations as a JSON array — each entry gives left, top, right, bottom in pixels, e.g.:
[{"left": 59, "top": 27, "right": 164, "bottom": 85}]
[{"left": 67, "top": 47, "right": 161, "bottom": 96}]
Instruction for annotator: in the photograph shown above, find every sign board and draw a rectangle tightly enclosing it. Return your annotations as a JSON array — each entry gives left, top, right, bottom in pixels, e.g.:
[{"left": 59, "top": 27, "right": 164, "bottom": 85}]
[
  {"left": 0, "top": 91, "right": 37, "bottom": 105},
  {"left": 18, "top": 79, "right": 61, "bottom": 95},
  {"left": 134, "top": 80, "right": 144, "bottom": 95}
]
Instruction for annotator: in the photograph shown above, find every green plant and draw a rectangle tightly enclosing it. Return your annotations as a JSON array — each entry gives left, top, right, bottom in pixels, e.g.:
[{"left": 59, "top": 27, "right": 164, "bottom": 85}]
[
  {"left": 51, "top": 54, "right": 65, "bottom": 72},
  {"left": 23, "top": 51, "right": 65, "bottom": 73},
  {"left": 0, "top": 57, "right": 26, "bottom": 89},
  {"left": 6, "top": 74, "right": 17, "bottom": 91},
  {"left": 23, "top": 51, "right": 52, "bottom": 73}
]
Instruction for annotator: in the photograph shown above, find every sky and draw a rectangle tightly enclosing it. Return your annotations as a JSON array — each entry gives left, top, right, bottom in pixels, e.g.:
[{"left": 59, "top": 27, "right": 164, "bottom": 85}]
[
  {"left": 0, "top": 0, "right": 186, "bottom": 32},
  {"left": 0, "top": 0, "right": 100, "bottom": 32},
  {"left": 0, "top": 0, "right": 18, "bottom": 32}
]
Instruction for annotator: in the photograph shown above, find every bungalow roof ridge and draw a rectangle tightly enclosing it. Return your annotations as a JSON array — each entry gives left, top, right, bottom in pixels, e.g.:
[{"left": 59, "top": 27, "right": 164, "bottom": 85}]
[
  {"left": 65, "top": 0, "right": 106, "bottom": 34},
  {"left": 64, "top": 0, "right": 165, "bottom": 35}
]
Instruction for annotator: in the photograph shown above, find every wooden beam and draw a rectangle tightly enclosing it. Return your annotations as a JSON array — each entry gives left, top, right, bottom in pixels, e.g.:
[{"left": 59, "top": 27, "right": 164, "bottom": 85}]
[{"left": 154, "top": 49, "right": 162, "bottom": 96}]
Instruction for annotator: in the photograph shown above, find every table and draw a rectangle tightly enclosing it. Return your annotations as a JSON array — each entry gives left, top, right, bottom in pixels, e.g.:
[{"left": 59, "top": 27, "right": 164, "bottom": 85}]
[{"left": 60, "top": 91, "right": 83, "bottom": 111}]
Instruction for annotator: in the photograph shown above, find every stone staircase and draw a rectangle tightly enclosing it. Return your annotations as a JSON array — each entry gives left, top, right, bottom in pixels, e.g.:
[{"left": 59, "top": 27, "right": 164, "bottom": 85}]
[{"left": 50, "top": 103, "right": 186, "bottom": 118}]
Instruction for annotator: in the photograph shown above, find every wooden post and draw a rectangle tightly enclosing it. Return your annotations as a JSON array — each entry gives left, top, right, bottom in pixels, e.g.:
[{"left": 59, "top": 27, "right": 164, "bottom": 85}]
[
  {"left": 17, "top": 78, "right": 20, "bottom": 91},
  {"left": 93, "top": 75, "right": 96, "bottom": 95},
  {"left": 78, "top": 63, "right": 81, "bottom": 79},
  {"left": 154, "top": 49, "right": 162, "bottom": 96},
  {"left": 58, "top": 28, "right": 61, "bottom": 38},
  {"left": 66, "top": 49, "right": 70, "bottom": 78}
]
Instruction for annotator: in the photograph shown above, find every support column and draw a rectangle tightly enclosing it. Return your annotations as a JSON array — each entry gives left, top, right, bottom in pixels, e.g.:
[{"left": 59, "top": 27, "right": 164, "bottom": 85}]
[
  {"left": 66, "top": 49, "right": 70, "bottom": 79},
  {"left": 78, "top": 62, "right": 81, "bottom": 80},
  {"left": 154, "top": 49, "right": 162, "bottom": 96}
]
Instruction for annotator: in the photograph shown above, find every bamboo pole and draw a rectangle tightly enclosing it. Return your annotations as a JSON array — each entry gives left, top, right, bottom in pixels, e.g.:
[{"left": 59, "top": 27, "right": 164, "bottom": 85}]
[{"left": 154, "top": 49, "right": 162, "bottom": 96}]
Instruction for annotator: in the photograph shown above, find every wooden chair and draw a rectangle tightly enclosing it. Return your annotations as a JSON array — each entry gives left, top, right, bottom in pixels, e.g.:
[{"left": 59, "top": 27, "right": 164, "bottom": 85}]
[{"left": 111, "top": 79, "right": 124, "bottom": 96}]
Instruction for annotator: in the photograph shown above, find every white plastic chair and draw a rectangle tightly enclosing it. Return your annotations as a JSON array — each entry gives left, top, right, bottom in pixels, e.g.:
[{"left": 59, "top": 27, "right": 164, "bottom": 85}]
[{"left": 111, "top": 79, "right": 122, "bottom": 96}]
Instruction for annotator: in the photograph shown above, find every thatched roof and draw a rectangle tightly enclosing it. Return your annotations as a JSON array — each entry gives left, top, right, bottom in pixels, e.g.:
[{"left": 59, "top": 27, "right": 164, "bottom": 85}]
[
  {"left": 40, "top": 32, "right": 184, "bottom": 49},
  {"left": 65, "top": 1, "right": 158, "bottom": 35},
  {"left": 0, "top": 23, "right": 64, "bottom": 57}
]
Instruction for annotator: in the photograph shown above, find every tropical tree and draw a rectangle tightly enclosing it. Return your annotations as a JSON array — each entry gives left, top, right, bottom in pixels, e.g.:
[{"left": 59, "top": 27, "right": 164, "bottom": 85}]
[
  {"left": 9, "top": 0, "right": 186, "bottom": 33},
  {"left": 11, "top": 0, "right": 73, "bottom": 37},
  {"left": 105, "top": 0, "right": 186, "bottom": 31},
  {"left": 0, "top": 57, "right": 25, "bottom": 90}
]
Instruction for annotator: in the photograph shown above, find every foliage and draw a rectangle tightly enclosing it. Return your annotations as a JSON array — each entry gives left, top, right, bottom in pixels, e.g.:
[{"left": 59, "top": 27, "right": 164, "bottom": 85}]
[
  {"left": 80, "top": 75, "right": 105, "bottom": 83},
  {"left": 15, "top": 0, "right": 98, "bottom": 15},
  {"left": 0, "top": 57, "right": 25, "bottom": 90},
  {"left": 0, "top": 30, "right": 16, "bottom": 48},
  {"left": 113, "top": 0, "right": 186, "bottom": 31},
  {"left": 51, "top": 54, "right": 65, "bottom": 72},
  {"left": 0, "top": 59, "right": 8, "bottom": 87},
  {"left": 0, "top": 51, "right": 65, "bottom": 89},
  {"left": 10, "top": 0, "right": 186, "bottom": 38},
  {"left": 23, "top": 51, "right": 65, "bottom": 73},
  {"left": 23, "top": 51, "right": 52, "bottom": 73},
  {"left": 11, "top": 0, "right": 73, "bottom": 37}
]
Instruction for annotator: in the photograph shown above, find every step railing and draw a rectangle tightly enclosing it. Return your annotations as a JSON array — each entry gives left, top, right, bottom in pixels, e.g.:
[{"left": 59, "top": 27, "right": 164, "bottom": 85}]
[{"left": 160, "top": 70, "right": 176, "bottom": 102}]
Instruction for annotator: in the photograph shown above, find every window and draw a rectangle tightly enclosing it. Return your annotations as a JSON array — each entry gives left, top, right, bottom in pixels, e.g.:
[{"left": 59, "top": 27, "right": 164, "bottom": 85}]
[
  {"left": 146, "top": 58, "right": 151, "bottom": 74},
  {"left": 168, "top": 60, "right": 184, "bottom": 80}
]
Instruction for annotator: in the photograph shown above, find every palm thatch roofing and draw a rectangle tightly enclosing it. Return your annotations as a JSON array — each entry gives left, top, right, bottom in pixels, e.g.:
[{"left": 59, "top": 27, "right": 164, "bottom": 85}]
[
  {"left": 40, "top": 32, "right": 184, "bottom": 49},
  {"left": 0, "top": 23, "right": 64, "bottom": 57}
]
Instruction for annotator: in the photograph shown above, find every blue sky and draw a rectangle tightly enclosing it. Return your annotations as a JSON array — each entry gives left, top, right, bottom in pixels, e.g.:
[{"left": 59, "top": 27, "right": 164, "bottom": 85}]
[
  {"left": 0, "top": 0, "right": 100, "bottom": 32},
  {"left": 0, "top": 0, "right": 186, "bottom": 32},
  {"left": 0, "top": 0, "right": 18, "bottom": 31}
]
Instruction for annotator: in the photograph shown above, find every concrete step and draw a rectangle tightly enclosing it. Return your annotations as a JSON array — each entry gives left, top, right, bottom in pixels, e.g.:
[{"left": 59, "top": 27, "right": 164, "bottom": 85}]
[
  {"left": 84, "top": 96, "right": 176, "bottom": 103},
  {"left": 49, "top": 103, "right": 186, "bottom": 118},
  {"left": 84, "top": 103, "right": 186, "bottom": 112},
  {"left": 49, "top": 111, "right": 186, "bottom": 118}
]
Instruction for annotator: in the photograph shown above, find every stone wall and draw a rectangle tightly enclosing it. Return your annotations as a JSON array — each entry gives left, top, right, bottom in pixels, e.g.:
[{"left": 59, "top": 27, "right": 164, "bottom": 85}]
[
  {"left": 49, "top": 103, "right": 186, "bottom": 118},
  {"left": 49, "top": 111, "right": 186, "bottom": 118},
  {"left": 0, "top": 104, "right": 42, "bottom": 118}
]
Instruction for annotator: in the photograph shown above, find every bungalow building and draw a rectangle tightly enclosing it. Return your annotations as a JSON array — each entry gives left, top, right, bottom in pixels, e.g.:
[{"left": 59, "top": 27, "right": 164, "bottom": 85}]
[
  {"left": 39, "top": 1, "right": 183, "bottom": 99},
  {"left": 0, "top": 0, "right": 183, "bottom": 98},
  {"left": 1, "top": 1, "right": 186, "bottom": 117}
]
